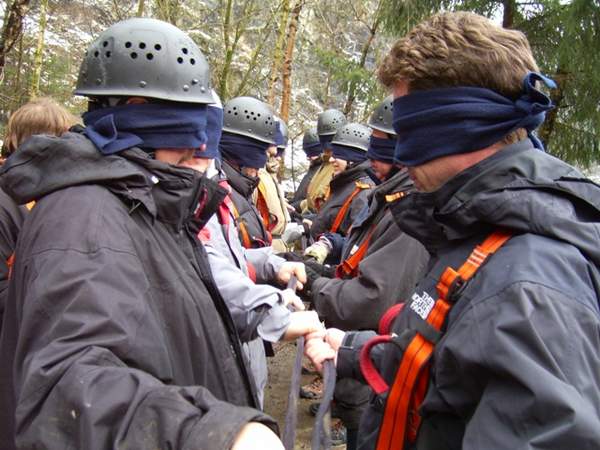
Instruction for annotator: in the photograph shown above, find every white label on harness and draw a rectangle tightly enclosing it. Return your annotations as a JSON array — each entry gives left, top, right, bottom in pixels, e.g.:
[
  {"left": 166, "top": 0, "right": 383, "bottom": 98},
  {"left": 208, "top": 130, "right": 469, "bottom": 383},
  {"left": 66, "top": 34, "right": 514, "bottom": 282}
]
[{"left": 410, "top": 291, "right": 435, "bottom": 320}]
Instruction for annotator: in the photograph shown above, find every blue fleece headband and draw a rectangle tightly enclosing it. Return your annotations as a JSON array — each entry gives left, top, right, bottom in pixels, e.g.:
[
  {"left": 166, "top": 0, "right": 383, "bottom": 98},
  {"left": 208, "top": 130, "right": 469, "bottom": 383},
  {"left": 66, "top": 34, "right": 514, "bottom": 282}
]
[
  {"left": 219, "top": 132, "right": 269, "bottom": 169},
  {"left": 83, "top": 103, "right": 208, "bottom": 155},
  {"left": 319, "top": 134, "right": 334, "bottom": 152},
  {"left": 367, "top": 136, "right": 396, "bottom": 163},
  {"left": 195, "top": 104, "right": 223, "bottom": 159},
  {"left": 331, "top": 143, "right": 367, "bottom": 163},
  {"left": 392, "top": 72, "right": 557, "bottom": 166},
  {"left": 303, "top": 142, "right": 322, "bottom": 158}
]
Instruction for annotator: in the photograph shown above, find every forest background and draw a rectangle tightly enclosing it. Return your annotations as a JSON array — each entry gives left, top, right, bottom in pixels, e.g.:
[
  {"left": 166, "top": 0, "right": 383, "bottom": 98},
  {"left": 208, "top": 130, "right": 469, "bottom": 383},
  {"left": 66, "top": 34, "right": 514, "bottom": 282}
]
[{"left": 0, "top": 0, "right": 598, "bottom": 190}]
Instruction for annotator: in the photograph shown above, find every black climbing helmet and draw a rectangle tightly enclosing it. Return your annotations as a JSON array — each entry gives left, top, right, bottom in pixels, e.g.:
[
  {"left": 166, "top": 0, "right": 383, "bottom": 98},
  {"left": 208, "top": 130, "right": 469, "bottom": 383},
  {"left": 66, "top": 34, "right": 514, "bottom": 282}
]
[
  {"left": 222, "top": 96, "right": 278, "bottom": 145},
  {"left": 368, "top": 95, "right": 396, "bottom": 135},
  {"left": 331, "top": 123, "right": 372, "bottom": 152},
  {"left": 75, "top": 18, "right": 213, "bottom": 104},
  {"left": 317, "top": 109, "right": 347, "bottom": 136},
  {"left": 302, "top": 128, "right": 320, "bottom": 148}
]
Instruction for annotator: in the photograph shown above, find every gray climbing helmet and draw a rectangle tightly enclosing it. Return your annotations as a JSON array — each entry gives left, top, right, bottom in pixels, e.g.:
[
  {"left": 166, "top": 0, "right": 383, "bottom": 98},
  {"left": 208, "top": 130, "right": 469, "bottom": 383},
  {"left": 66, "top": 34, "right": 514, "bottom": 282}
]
[
  {"left": 302, "top": 128, "right": 320, "bottom": 148},
  {"left": 331, "top": 123, "right": 372, "bottom": 152},
  {"left": 317, "top": 109, "right": 347, "bottom": 136},
  {"left": 222, "top": 97, "right": 277, "bottom": 144},
  {"left": 276, "top": 118, "right": 288, "bottom": 150},
  {"left": 368, "top": 95, "right": 396, "bottom": 135},
  {"left": 75, "top": 18, "right": 213, "bottom": 104}
]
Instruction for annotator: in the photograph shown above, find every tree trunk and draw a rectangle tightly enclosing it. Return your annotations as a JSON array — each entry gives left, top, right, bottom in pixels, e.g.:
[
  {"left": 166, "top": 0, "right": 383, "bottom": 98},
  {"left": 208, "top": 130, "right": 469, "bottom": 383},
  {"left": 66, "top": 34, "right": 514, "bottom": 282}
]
[
  {"left": 218, "top": 0, "right": 235, "bottom": 98},
  {"left": 267, "top": 0, "right": 290, "bottom": 106},
  {"left": 502, "top": 0, "right": 515, "bottom": 28},
  {"left": 28, "top": 0, "right": 48, "bottom": 99},
  {"left": 538, "top": 68, "right": 568, "bottom": 149},
  {"left": 343, "top": 13, "right": 381, "bottom": 116},
  {"left": 0, "top": 0, "right": 32, "bottom": 83},
  {"left": 279, "top": 0, "right": 303, "bottom": 122},
  {"left": 137, "top": 0, "right": 145, "bottom": 17},
  {"left": 154, "top": 0, "right": 180, "bottom": 25}
]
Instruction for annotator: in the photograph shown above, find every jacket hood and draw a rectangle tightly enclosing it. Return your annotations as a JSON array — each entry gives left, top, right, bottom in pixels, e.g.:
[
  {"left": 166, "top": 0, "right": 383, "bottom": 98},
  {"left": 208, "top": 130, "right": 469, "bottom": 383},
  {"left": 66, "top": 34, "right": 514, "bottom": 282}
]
[
  {"left": 391, "top": 140, "right": 600, "bottom": 264},
  {"left": 0, "top": 130, "right": 226, "bottom": 232}
]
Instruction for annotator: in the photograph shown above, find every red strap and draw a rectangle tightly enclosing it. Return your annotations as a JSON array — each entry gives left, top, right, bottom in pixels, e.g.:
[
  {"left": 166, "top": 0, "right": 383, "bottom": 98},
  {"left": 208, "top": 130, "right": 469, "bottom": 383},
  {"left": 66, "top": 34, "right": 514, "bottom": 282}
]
[
  {"left": 359, "top": 335, "right": 396, "bottom": 395},
  {"left": 375, "top": 230, "right": 512, "bottom": 450},
  {"left": 379, "top": 303, "right": 405, "bottom": 335}
]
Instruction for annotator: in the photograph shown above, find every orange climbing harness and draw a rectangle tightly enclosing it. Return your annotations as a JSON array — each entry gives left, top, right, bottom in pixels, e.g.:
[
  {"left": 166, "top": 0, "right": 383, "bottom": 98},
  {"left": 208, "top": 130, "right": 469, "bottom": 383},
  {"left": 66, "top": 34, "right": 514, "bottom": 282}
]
[{"left": 359, "top": 230, "right": 512, "bottom": 450}]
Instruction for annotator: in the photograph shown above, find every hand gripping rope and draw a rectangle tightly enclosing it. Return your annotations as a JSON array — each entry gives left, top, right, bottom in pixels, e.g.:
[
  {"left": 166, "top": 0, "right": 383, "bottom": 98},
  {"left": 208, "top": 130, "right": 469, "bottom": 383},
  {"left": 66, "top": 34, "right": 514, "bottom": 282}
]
[{"left": 282, "top": 275, "right": 336, "bottom": 450}]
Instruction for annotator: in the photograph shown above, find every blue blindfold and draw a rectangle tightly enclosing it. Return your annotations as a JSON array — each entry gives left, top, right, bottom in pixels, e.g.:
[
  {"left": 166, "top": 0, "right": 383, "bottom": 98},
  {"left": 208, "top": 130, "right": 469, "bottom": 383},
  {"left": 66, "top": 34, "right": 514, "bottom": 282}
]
[
  {"left": 83, "top": 103, "right": 208, "bottom": 155},
  {"left": 392, "top": 72, "right": 556, "bottom": 166}
]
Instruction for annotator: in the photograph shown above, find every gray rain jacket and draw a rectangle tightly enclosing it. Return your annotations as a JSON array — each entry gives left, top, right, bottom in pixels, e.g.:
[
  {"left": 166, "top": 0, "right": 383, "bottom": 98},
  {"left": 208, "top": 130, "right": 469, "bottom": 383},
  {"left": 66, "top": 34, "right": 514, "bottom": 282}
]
[
  {"left": 337, "top": 141, "right": 600, "bottom": 449},
  {"left": 0, "top": 132, "right": 275, "bottom": 450},
  {"left": 310, "top": 170, "right": 429, "bottom": 331},
  {"left": 310, "top": 160, "right": 374, "bottom": 239}
]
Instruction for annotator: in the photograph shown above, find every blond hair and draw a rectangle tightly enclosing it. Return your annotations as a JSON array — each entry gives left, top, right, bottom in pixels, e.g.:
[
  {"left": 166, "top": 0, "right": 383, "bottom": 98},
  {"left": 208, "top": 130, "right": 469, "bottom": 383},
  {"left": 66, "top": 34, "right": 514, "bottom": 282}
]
[{"left": 3, "top": 97, "right": 79, "bottom": 154}]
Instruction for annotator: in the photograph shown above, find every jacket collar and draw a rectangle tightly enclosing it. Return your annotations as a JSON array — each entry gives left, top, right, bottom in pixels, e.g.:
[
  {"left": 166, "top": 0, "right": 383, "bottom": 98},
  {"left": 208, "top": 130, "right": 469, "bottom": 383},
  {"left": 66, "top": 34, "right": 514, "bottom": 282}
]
[
  {"left": 221, "top": 160, "right": 259, "bottom": 198},
  {"left": 390, "top": 139, "right": 600, "bottom": 258}
]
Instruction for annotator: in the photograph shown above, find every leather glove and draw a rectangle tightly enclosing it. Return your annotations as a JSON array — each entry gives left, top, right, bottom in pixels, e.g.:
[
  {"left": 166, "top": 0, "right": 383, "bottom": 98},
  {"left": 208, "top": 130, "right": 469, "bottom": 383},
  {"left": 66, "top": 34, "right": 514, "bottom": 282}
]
[{"left": 304, "top": 258, "right": 334, "bottom": 279}]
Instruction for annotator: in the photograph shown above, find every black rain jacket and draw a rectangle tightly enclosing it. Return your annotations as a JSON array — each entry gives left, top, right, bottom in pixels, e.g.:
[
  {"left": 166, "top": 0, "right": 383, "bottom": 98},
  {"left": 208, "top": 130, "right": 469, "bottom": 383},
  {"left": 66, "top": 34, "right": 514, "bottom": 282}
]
[
  {"left": 338, "top": 141, "right": 600, "bottom": 449},
  {"left": 0, "top": 131, "right": 275, "bottom": 450}
]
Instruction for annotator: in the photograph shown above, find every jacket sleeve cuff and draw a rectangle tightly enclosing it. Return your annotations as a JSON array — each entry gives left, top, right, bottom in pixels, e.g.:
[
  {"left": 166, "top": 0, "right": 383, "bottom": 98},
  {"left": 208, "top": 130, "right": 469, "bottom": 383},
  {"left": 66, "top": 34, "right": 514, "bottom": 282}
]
[
  {"left": 256, "top": 301, "right": 291, "bottom": 342},
  {"left": 337, "top": 330, "right": 377, "bottom": 383},
  {"left": 182, "top": 400, "right": 278, "bottom": 450}
]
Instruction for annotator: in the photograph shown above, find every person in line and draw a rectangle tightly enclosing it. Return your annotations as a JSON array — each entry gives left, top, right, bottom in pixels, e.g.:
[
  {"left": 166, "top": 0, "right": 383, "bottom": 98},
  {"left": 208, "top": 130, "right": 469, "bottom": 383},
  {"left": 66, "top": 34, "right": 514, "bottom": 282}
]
[
  {"left": 254, "top": 118, "right": 292, "bottom": 253},
  {"left": 0, "top": 97, "right": 79, "bottom": 331},
  {"left": 290, "top": 128, "right": 322, "bottom": 212},
  {"left": 306, "top": 12, "right": 600, "bottom": 450},
  {"left": 302, "top": 98, "right": 429, "bottom": 450},
  {"left": 183, "top": 93, "right": 317, "bottom": 409},
  {"left": 0, "top": 18, "right": 289, "bottom": 450},
  {"left": 308, "top": 123, "right": 375, "bottom": 241},
  {"left": 301, "top": 109, "right": 346, "bottom": 215}
]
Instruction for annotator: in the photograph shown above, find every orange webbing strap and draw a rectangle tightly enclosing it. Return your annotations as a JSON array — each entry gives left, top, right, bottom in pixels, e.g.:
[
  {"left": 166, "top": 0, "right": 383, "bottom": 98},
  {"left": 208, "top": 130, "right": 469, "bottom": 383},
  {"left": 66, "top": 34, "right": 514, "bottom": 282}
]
[
  {"left": 335, "top": 225, "right": 376, "bottom": 278},
  {"left": 376, "top": 230, "right": 512, "bottom": 450},
  {"left": 256, "top": 189, "right": 275, "bottom": 232},
  {"left": 330, "top": 182, "right": 370, "bottom": 234},
  {"left": 229, "top": 200, "right": 253, "bottom": 249},
  {"left": 6, "top": 252, "right": 15, "bottom": 280}
]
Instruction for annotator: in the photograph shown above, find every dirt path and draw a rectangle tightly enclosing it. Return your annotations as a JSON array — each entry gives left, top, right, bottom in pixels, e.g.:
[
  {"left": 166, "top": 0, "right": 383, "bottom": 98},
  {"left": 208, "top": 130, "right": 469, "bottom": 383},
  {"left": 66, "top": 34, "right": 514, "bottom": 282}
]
[{"left": 264, "top": 341, "right": 345, "bottom": 449}]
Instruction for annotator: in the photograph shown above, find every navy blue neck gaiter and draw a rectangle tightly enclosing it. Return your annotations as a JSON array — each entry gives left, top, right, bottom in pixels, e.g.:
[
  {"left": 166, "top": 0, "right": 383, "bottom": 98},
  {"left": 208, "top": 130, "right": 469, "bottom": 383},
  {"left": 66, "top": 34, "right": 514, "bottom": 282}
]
[
  {"left": 83, "top": 103, "right": 208, "bottom": 155},
  {"left": 319, "top": 134, "right": 334, "bottom": 152},
  {"left": 219, "top": 132, "right": 269, "bottom": 169},
  {"left": 331, "top": 143, "right": 367, "bottom": 163},
  {"left": 195, "top": 103, "right": 222, "bottom": 159},
  {"left": 304, "top": 142, "right": 322, "bottom": 158},
  {"left": 392, "top": 72, "right": 556, "bottom": 166},
  {"left": 367, "top": 136, "right": 396, "bottom": 163}
]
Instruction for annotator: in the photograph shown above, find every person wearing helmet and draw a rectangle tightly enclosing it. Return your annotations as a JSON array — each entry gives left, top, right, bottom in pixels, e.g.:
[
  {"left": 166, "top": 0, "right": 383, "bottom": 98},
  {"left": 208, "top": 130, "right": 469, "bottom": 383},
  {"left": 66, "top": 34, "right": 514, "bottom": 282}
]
[
  {"left": 290, "top": 128, "right": 322, "bottom": 212},
  {"left": 219, "top": 96, "right": 278, "bottom": 249},
  {"left": 0, "top": 19, "right": 285, "bottom": 450},
  {"left": 303, "top": 109, "right": 347, "bottom": 214},
  {"left": 254, "top": 118, "right": 292, "bottom": 253},
  {"left": 300, "top": 99, "right": 430, "bottom": 450},
  {"left": 181, "top": 95, "right": 319, "bottom": 410},
  {"left": 308, "top": 123, "right": 375, "bottom": 241}
]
